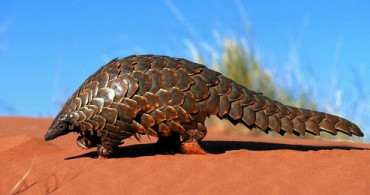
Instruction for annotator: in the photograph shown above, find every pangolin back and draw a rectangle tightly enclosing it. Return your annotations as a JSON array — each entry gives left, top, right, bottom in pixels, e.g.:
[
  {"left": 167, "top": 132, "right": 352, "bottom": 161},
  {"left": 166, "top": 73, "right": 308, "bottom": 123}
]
[{"left": 45, "top": 55, "right": 363, "bottom": 157}]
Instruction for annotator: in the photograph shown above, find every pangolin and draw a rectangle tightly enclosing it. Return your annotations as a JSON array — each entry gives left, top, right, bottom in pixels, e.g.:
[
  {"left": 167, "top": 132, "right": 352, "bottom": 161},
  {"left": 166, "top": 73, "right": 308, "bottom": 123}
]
[{"left": 44, "top": 55, "right": 364, "bottom": 158}]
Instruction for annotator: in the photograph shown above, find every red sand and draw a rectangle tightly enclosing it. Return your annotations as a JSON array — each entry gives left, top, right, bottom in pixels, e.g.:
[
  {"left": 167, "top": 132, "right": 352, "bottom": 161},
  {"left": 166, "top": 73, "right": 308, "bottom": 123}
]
[{"left": 0, "top": 117, "right": 369, "bottom": 194}]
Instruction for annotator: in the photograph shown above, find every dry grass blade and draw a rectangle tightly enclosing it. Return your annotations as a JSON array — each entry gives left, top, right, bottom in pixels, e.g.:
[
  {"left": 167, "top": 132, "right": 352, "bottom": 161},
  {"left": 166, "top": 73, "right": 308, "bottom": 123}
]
[{"left": 9, "top": 158, "right": 34, "bottom": 195}]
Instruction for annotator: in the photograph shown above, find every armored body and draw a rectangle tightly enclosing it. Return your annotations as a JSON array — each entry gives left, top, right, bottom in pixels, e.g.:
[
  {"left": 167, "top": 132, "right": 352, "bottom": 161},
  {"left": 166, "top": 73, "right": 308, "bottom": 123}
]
[{"left": 44, "top": 55, "right": 363, "bottom": 158}]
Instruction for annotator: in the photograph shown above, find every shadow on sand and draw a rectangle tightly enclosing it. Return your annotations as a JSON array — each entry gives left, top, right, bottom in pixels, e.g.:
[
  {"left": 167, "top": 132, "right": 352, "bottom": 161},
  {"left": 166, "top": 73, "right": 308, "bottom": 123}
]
[{"left": 65, "top": 140, "right": 368, "bottom": 160}]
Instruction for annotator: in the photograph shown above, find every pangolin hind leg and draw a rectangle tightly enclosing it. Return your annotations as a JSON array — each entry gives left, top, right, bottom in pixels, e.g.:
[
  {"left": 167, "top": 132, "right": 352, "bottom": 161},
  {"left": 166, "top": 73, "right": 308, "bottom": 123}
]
[
  {"left": 155, "top": 133, "right": 182, "bottom": 154},
  {"left": 179, "top": 140, "right": 207, "bottom": 155},
  {"left": 180, "top": 124, "right": 208, "bottom": 155},
  {"left": 155, "top": 123, "right": 208, "bottom": 155}
]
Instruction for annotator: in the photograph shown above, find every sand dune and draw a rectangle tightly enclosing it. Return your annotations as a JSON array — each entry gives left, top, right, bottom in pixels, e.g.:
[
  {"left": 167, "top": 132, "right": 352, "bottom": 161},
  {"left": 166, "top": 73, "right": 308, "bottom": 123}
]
[
  {"left": 0, "top": 135, "right": 61, "bottom": 157},
  {"left": 0, "top": 117, "right": 369, "bottom": 194}
]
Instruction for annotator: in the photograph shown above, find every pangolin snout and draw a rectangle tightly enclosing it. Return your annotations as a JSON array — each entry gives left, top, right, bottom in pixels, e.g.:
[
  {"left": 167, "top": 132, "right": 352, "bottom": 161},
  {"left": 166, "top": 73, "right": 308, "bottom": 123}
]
[{"left": 44, "top": 129, "right": 56, "bottom": 141}]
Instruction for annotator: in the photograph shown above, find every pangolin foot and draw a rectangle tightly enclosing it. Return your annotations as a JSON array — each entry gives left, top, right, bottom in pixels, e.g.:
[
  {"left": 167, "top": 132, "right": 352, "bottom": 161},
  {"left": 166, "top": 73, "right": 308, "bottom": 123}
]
[
  {"left": 97, "top": 144, "right": 114, "bottom": 158},
  {"left": 179, "top": 140, "right": 207, "bottom": 155},
  {"left": 77, "top": 135, "right": 100, "bottom": 149}
]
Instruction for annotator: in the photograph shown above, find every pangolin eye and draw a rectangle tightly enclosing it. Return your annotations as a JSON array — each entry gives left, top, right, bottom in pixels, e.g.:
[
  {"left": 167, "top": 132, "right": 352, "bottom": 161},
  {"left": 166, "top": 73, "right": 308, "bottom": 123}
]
[{"left": 59, "top": 124, "right": 66, "bottom": 131}]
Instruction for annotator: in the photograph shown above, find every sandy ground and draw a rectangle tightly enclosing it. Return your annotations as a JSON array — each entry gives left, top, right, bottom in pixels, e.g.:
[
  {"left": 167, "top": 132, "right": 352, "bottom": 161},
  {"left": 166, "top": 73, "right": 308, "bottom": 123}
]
[{"left": 0, "top": 117, "right": 369, "bottom": 194}]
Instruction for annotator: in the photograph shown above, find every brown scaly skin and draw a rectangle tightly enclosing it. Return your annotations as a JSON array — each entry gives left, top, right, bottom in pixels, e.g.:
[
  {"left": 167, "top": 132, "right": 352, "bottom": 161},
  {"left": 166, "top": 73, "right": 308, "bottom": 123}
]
[{"left": 44, "top": 55, "right": 364, "bottom": 158}]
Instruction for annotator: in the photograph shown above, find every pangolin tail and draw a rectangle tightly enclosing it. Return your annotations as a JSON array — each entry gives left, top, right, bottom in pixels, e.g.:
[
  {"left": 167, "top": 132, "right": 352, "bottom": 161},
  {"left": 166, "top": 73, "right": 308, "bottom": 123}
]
[{"left": 205, "top": 74, "right": 363, "bottom": 137}]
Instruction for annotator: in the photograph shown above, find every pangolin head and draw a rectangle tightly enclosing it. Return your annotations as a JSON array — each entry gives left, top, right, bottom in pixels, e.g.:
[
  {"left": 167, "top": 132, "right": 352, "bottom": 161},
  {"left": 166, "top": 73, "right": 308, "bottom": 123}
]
[{"left": 44, "top": 106, "right": 73, "bottom": 141}]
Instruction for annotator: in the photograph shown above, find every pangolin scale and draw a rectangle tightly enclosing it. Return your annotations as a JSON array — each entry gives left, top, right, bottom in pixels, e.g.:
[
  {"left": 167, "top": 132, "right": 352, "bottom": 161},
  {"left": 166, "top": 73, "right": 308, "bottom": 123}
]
[{"left": 44, "top": 55, "right": 364, "bottom": 158}]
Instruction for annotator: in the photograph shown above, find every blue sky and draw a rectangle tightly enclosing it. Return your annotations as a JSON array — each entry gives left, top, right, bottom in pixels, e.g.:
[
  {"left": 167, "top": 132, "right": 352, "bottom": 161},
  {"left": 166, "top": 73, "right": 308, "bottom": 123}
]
[{"left": 0, "top": 1, "right": 369, "bottom": 139}]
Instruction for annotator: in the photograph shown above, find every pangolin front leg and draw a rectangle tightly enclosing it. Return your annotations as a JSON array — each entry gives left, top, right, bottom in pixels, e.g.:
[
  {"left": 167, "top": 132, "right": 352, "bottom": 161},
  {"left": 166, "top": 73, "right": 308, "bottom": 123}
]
[
  {"left": 97, "top": 132, "right": 119, "bottom": 158},
  {"left": 76, "top": 135, "right": 100, "bottom": 149}
]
